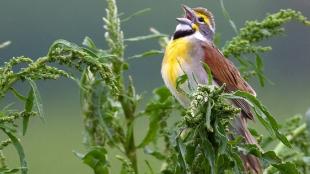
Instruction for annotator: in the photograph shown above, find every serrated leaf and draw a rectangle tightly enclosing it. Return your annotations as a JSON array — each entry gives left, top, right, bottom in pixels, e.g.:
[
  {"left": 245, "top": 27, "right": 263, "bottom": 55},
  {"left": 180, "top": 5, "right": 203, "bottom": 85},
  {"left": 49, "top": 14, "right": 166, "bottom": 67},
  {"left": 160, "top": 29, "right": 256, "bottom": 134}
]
[
  {"left": 1, "top": 128, "right": 27, "bottom": 174},
  {"left": 23, "top": 89, "right": 34, "bottom": 135}
]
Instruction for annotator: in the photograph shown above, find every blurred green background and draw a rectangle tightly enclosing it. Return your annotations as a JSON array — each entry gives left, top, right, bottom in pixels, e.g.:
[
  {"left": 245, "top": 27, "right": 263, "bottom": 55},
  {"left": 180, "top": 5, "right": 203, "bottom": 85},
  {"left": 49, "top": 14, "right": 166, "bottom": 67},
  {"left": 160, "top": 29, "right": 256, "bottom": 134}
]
[{"left": 0, "top": 0, "right": 309, "bottom": 173}]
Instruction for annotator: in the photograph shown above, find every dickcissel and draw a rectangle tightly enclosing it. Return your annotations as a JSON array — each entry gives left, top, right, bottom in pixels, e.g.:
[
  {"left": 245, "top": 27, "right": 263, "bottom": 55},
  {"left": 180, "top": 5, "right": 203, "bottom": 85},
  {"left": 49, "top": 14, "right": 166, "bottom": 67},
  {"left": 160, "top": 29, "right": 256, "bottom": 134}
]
[{"left": 161, "top": 5, "right": 261, "bottom": 173}]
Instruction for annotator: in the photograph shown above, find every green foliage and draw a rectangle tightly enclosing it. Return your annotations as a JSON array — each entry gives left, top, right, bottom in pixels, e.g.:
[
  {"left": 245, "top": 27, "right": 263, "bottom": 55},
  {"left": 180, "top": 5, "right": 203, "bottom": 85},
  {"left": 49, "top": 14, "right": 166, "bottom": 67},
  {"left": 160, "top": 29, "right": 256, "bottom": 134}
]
[
  {"left": 223, "top": 9, "right": 310, "bottom": 86},
  {"left": 0, "top": 1, "right": 309, "bottom": 174},
  {"left": 74, "top": 147, "right": 109, "bottom": 174}
]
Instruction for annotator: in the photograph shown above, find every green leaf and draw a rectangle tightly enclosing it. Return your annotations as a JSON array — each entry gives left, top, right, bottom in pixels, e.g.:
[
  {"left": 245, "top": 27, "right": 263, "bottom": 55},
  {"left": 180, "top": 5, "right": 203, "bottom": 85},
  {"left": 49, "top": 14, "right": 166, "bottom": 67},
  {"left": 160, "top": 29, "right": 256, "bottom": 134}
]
[
  {"left": 225, "top": 91, "right": 291, "bottom": 148},
  {"left": 0, "top": 41, "right": 11, "bottom": 49},
  {"left": 153, "top": 86, "right": 171, "bottom": 102},
  {"left": 230, "top": 151, "right": 244, "bottom": 173},
  {"left": 219, "top": 0, "right": 238, "bottom": 34},
  {"left": 9, "top": 87, "right": 27, "bottom": 101},
  {"left": 241, "top": 144, "right": 261, "bottom": 157},
  {"left": 125, "top": 34, "right": 167, "bottom": 42},
  {"left": 81, "top": 47, "right": 99, "bottom": 58},
  {"left": 128, "top": 50, "right": 163, "bottom": 60},
  {"left": 306, "top": 108, "right": 310, "bottom": 134},
  {"left": 254, "top": 108, "right": 274, "bottom": 136},
  {"left": 199, "top": 129, "right": 215, "bottom": 174},
  {"left": 144, "top": 148, "right": 165, "bottom": 160},
  {"left": 1, "top": 128, "right": 27, "bottom": 174},
  {"left": 137, "top": 114, "right": 161, "bottom": 148},
  {"left": 176, "top": 74, "right": 188, "bottom": 91},
  {"left": 214, "top": 120, "right": 228, "bottom": 153},
  {"left": 0, "top": 168, "right": 20, "bottom": 173},
  {"left": 272, "top": 162, "right": 300, "bottom": 174},
  {"left": 204, "top": 100, "right": 213, "bottom": 132},
  {"left": 303, "top": 156, "right": 310, "bottom": 165},
  {"left": 116, "top": 155, "right": 135, "bottom": 174},
  {"left": 27, "top": 79, "right": 44, "bottom": 120},
  {"left": 262, "top": 151, "right": 281, "bottom": 164},
  {"left": 255, "top": 55, "right": 265, "bottom": 86},
  {"left": 74, "top": 147, "right": 109, "bottom": 174},
  {"left": 176, "top": 136, "right": 190, "bottom": 173},
  {"left": 82, "top": 36, "right": 97, "bottom": 49},
  {"left": 145, "top": 160, "right": 155, "bottom": 174},
  {"left": 23, "top": 89, "right": 34, "bottom": 135},
  {"left": 139, "top": 87, "right": 174, "bottom": 148},
  {"left": 201, "top": 62, "right": 213, "bottom": 85},
  {"left": 121, "top": 8, "right": 151, "bottom": 22}
]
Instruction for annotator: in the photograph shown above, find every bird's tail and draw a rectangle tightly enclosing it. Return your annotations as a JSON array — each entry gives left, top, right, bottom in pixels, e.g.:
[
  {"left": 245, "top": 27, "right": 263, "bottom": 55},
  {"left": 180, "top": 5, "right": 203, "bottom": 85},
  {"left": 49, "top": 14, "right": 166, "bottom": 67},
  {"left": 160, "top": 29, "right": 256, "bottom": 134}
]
[{"left": 233, "top": 114, "right": 262, "bottom": 174}]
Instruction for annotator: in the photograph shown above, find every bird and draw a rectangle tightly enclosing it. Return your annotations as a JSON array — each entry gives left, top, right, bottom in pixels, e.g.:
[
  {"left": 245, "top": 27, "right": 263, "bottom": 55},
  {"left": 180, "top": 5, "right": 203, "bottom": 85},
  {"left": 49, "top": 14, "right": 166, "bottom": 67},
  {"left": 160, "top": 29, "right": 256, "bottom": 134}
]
[{"left": 161, "top": 5, "right": 262, "bottom": 173}]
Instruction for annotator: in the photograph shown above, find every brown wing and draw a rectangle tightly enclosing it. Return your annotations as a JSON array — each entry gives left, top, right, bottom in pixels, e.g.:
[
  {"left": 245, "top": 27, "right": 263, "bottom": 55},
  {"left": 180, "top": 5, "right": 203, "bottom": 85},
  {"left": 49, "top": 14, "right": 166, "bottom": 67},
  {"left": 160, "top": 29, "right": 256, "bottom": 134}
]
[{"left": 202, "top": 42, "right": 256, "bottom": 120}]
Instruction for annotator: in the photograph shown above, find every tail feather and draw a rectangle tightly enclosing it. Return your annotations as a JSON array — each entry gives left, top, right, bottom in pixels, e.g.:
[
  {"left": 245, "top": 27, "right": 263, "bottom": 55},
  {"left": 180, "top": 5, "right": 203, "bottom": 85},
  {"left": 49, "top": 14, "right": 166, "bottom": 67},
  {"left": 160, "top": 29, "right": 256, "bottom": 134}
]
[{"left": 234, "top": 113, "right": 262, "bottom": 174}]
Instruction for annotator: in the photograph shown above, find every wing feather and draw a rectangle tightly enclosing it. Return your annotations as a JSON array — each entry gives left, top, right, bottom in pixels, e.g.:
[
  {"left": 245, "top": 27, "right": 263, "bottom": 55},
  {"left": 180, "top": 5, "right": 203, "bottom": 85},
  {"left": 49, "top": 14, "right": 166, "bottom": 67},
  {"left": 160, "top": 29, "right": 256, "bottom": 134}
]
[{"left": 202, "top": 42, "right": 256, "bottom": 119}]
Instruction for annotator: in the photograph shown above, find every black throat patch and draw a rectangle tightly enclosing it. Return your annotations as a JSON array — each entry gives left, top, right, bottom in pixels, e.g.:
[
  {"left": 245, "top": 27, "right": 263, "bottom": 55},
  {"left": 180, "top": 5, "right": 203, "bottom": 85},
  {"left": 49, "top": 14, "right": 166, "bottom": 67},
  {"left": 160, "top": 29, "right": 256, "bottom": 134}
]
[{"left": 173, "top": 30, "right": 194, "bottom": 40}]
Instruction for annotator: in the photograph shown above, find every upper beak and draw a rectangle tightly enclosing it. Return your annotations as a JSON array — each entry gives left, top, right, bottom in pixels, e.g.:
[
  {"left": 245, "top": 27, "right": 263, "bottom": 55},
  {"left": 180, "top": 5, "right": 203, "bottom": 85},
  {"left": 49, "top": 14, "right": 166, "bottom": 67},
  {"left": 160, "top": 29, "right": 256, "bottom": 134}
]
[{"left": 182, "top": 5, "right": 196, "bottom": 22}]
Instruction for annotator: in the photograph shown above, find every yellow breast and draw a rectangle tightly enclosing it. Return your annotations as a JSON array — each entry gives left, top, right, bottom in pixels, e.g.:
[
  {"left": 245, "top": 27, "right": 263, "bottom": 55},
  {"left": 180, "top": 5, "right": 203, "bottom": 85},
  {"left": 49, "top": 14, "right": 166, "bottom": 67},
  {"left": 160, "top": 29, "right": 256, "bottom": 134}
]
[{"left": 161, "top": 38, "right": 192, "bottom": 88}]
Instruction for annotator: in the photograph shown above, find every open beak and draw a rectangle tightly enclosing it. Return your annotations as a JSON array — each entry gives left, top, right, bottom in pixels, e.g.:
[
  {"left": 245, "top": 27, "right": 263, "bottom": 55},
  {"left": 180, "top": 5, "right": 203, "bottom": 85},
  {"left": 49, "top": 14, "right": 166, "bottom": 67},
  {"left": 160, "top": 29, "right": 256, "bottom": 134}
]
[
  {"left": 176, "top": 17, "right": 192, "bottom": 26},
  {"left": 182, "top": 5, "right": 196, "bottom": 22}
]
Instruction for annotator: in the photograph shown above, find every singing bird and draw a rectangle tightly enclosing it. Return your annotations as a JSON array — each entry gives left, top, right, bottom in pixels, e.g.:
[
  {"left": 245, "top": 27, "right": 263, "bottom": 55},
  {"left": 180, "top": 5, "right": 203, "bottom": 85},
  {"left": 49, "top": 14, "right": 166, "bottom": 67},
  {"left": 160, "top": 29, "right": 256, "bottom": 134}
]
[{"left": 161, "top": 5, "right": 261, "bottom": 173}]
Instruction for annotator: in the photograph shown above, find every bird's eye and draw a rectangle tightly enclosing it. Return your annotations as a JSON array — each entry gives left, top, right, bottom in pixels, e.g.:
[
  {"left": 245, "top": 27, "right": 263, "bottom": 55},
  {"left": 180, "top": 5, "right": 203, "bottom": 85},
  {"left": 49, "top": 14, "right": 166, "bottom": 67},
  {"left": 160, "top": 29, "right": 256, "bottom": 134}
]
[{"left": 198, "top": 17, "right": 205, "bottom": 23}]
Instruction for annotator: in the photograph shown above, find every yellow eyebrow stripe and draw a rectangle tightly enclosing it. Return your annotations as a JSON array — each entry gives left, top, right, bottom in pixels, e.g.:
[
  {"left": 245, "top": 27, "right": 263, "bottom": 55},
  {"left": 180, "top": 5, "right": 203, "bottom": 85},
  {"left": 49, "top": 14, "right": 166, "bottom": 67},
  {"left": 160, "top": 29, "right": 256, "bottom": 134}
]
[{"left": 196, "top": 13, "right": 211, "bottom": 25}]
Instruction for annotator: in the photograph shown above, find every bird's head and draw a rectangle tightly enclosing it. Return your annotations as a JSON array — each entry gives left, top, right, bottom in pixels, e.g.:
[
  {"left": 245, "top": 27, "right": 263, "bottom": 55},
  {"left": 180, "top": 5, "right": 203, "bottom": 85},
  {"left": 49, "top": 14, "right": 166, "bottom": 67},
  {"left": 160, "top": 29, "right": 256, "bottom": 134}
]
[{"left": 173, "top": 5, "right": 215, "bottom": 41}]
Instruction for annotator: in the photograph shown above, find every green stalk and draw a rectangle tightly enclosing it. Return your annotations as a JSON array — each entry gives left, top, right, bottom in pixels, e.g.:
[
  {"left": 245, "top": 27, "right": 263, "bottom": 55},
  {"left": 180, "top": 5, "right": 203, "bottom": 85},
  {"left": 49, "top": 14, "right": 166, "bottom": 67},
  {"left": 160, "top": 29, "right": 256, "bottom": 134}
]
[
  {"left": 104, "top": 0, "right": 138, "bottom": 172},
  {"left": 122, "top": 100, "right": 138, "bottom": 173}
]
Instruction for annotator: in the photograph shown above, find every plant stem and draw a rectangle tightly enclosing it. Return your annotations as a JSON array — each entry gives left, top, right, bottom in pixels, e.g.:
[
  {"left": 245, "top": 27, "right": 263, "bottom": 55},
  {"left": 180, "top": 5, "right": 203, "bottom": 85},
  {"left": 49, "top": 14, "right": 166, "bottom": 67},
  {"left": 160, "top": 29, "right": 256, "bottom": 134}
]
[
  {"left": 120, "top": 95, "right": 138, "bottom": 173},
  {"left": 104, "top": 0, "right": 138, "bottom": 172}
]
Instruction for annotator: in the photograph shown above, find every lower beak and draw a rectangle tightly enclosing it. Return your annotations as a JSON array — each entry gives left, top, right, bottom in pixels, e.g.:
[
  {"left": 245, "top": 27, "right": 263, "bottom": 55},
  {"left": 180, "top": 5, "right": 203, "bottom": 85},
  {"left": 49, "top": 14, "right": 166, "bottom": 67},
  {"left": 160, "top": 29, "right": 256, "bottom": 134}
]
[{"left": 176, "top": 17, "right": 193, "bottom": 26}]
